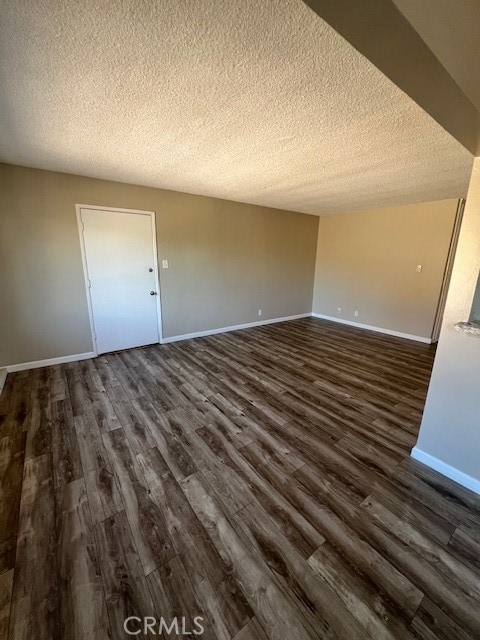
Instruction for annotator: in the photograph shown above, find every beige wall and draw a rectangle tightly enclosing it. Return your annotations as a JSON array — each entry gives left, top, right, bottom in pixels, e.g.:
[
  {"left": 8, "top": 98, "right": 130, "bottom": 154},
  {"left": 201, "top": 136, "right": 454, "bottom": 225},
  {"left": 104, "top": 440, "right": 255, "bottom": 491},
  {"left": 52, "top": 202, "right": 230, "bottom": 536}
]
[
  {"left": 0, "top": 163, "right": 318, "bottom": 367},
  {"left": 393, "top": 0, "right": 480, "bottom": 112},
  {"left": 414, "top": 158, "right": 480, "bottom": 490},
  {"left": 312, "top": 199, "right": 459, "bottom": 339}
]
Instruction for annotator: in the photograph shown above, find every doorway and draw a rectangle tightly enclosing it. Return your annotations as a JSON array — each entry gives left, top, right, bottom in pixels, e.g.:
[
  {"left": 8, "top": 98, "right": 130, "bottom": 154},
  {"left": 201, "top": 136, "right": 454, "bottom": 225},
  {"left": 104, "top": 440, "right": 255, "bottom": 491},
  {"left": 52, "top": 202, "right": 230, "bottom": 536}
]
[{"left": 77, "top": 204, "right": 162, "bottom": 355}]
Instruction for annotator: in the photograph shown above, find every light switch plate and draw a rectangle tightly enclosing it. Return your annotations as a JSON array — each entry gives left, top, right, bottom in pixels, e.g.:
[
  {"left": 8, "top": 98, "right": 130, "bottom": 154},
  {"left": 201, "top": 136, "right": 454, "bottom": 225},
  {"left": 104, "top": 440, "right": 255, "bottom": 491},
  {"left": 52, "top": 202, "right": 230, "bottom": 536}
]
[{"left": 162, "top": 260, "right": 169, "bottom": 269}]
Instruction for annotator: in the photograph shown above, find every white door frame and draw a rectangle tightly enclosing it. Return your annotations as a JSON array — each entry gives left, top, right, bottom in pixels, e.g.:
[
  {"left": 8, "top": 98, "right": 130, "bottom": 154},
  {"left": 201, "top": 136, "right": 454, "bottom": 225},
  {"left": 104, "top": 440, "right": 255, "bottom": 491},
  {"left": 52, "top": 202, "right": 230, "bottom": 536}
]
[{"left": 76, "top": 203, "right": 163, "bottom": 356}]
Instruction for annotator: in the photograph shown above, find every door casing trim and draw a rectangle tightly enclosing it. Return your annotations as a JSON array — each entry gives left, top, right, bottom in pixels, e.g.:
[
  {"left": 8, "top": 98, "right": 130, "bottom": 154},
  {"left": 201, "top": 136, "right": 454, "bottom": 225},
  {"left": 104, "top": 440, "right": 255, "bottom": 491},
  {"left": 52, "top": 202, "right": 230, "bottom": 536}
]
[{"left": 75, "top": 203, "right": 163, "bottom": 356}]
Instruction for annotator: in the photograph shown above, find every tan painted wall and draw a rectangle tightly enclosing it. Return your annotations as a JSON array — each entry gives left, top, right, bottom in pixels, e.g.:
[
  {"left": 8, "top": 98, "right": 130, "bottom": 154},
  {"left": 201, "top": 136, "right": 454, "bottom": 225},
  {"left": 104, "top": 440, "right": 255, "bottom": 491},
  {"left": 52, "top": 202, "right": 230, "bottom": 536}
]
[
  {"left": 0, "top": 163, "right": 318, "bottom": 367},
  {"left": 415, "top": 158, "right": 480, "bottom": 488},
  {"left": 312, "top": 199, "right": 459, "bottom": 339},
  {"left": 393, "top": 0, "right": 480, "bottom": 112}
]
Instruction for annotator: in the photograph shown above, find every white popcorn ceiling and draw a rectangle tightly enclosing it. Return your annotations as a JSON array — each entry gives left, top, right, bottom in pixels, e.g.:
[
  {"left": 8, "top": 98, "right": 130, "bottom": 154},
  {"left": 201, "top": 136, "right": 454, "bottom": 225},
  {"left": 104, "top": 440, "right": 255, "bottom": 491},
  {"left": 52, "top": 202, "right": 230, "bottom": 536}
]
[{"left": 0, "top": 0, "right": 473, "bottom": 214}]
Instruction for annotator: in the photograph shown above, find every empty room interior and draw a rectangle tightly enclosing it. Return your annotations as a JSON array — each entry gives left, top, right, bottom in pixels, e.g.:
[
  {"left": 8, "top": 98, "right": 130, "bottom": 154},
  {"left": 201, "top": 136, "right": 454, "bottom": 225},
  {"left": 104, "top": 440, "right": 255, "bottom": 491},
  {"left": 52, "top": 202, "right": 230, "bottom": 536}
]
[{"left": 1, "top": 1, "right": 480, "bottom": 639}]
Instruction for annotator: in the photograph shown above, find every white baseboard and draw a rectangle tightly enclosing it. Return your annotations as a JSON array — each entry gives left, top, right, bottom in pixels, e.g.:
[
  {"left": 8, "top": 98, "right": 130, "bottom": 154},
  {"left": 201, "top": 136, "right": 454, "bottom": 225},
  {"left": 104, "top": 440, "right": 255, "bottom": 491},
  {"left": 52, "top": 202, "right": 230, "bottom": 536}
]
[
  {"left": 311, "top": 313, "right": 432, "bottom": 344},
  {"left": 4, "top": 351, "right": 96, "bottom": 373},
  {"left": 0, "top": 368, "right": 7, "bottom": 396},
  {"left": 161, "top": 313, "right": 312, "bottom": 344},
  {"left": 1, "top": 312, "right": 429, "bottom": 370},
  {"left": 3, "top": 315, "right": 311, "bottom": 369},
  {"left": 411, "top": 446, "right": 480, "bottom": 496}
]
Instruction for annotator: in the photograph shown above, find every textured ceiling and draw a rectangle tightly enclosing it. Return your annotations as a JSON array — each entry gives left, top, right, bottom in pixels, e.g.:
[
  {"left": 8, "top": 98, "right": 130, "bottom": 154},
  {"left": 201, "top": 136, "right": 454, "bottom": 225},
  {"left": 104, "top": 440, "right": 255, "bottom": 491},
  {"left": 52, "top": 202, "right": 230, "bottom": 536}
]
[{"left": 0, "top": 0, "right": 473, "bottom": 215}]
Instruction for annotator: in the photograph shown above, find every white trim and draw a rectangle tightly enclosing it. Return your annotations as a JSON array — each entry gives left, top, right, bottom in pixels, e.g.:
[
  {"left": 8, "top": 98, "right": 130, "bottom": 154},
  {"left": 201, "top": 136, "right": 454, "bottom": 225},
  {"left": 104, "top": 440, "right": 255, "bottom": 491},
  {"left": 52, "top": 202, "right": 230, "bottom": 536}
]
[
  {"left": 0, "top": 368, "right": 7, "bottom": 395},
  {"left": 148, "top": 211, "right": 164, "bottom": 343},
  {"left": 76, "top": 205, "right": 99, "bottom": 355},
  {"left": 76, "top": 203, "right": 156, "bottom": 215},
  {"left": 411, "top": 446, "right": 480, "bottom": 496},
  {"left": 161, "top": 313, "right": 311, "bottom": 344},
  {"left": 75, "top": 204, "right": 163, "bottom": 355},
  {"left": 4, "top": 351, "right": 96, "bottom": 373},
  {"left": 311, "top": 313, "right": 432, "bottom": 344}
]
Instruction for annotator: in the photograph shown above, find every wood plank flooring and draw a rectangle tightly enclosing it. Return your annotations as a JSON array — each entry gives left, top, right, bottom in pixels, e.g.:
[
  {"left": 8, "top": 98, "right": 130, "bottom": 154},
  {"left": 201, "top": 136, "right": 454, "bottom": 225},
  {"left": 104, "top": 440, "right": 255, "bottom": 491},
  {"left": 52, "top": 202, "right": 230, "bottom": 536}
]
[{"left": 1, "top": 317, "right": 479, "bottom": 639}]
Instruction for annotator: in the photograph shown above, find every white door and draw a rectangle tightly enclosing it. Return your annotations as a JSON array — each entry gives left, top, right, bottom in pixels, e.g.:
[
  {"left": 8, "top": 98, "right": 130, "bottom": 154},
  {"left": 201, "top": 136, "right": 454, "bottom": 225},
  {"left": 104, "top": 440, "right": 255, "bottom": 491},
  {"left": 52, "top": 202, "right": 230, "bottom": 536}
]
[{"left": 79, "top": 207, "right": 160, "bottom": 354}]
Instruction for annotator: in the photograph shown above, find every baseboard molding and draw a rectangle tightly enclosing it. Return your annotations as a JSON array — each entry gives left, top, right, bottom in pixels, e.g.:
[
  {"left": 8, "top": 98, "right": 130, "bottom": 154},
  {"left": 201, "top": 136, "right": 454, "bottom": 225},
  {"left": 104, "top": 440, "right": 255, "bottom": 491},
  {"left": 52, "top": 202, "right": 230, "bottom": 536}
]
[
  {"left": 3, "top": 315, "right": 311, "bottom": 369},
  {"left": 161, "top": 313, "right": 312, "bottom": 344},
  {"left": 411, "top": 446, "right": 480, "bottom": 496},
  {"left": 4, "top": 351, "right": 96, "bottom": 373},
  {"left": 1, "top": 312, "right": 429, "bottom": 369},
  {"left": 311, "top": 313, "right": 432, "bottom": 344},
  {"left": 0, "top": 368, "right": 7, "bottom": 396}
]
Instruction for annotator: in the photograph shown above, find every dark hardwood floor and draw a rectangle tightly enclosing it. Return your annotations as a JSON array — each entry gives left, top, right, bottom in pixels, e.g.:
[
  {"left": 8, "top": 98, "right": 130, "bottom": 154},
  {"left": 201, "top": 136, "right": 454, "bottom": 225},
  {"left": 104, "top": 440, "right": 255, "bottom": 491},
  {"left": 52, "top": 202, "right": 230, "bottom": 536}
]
[{"left": 1, "top": 317, "right": 479, "bottom": 639}]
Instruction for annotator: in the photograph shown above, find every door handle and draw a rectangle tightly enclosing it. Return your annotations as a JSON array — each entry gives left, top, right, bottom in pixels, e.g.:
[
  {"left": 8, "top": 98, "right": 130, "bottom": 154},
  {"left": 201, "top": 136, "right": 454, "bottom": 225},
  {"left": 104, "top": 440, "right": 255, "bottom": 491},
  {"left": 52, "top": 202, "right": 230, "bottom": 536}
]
[{"left": 150, "top": 291, "right": 157, "bottom": 296}]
